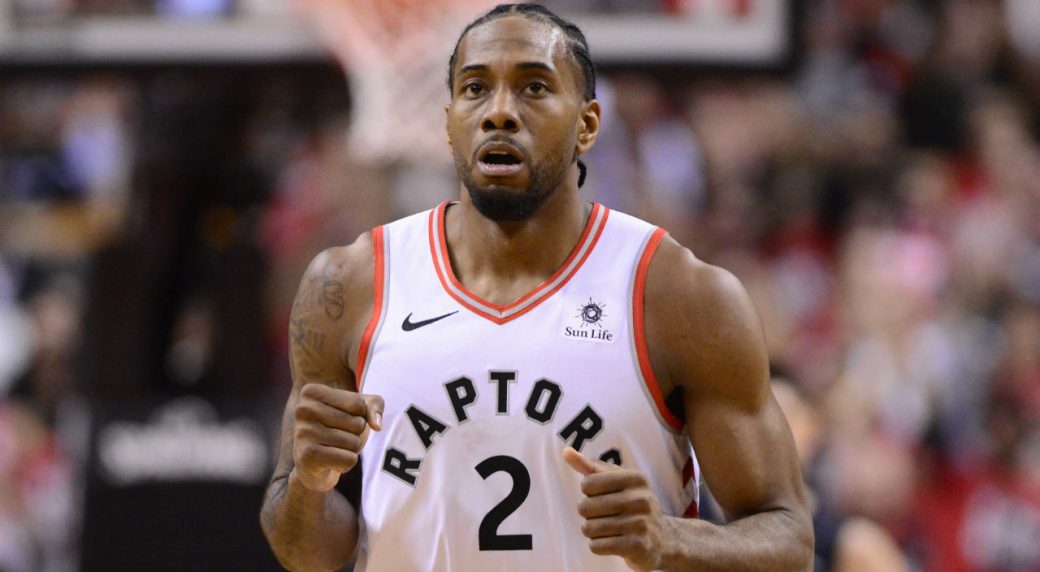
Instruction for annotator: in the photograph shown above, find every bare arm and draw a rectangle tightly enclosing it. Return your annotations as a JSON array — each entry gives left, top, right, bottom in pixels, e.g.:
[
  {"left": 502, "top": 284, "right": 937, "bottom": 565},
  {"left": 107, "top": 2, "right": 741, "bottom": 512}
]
[
  {"left": 647, "top": 238, "right": 813, "bottom": 570},
  {"left": 260, "top": 238, "right": 379, "bottom": 572},
  {"left": 565, "top": 236, "right": 812, "bottom": 571}
]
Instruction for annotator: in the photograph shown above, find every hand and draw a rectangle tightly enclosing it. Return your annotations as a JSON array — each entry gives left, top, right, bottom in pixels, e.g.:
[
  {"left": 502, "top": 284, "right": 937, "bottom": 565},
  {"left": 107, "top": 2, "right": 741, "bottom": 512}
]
[
  {"left": 291, "top": 383, "right": 384, "bottom": 493},
  {"left": 563, "top": 447, "right": 668, "bottom": 571}
]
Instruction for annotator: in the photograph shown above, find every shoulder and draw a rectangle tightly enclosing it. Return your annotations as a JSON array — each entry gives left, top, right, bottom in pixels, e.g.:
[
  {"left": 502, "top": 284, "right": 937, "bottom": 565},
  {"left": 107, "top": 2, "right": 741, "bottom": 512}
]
[
  {"left": 644, "top": 235, "right": 751, "bottom": 320},
  {"left": 642, "top": 235, "right": 769, "bottom": 403},
  {"left": 297, "top": 233, "right": 376, "bottom": 315},
  {"left": 301, "top": 233, "right": 376, "bottom": 291}
]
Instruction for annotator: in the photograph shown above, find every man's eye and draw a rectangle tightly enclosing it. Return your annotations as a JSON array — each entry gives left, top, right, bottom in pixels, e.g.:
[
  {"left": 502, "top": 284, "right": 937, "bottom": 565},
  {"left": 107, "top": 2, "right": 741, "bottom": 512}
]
[
  {"left": 527, "top": 82, "right": 548, "bottom": 94},
  {"left": 464, "top": 83, "right": 484, "bottom": 96}
]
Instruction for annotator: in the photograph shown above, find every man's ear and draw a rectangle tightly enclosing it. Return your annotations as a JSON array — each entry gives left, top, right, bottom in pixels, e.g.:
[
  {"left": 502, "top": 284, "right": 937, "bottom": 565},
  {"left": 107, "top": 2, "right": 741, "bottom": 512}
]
[
  {"left": 575, "top": 99, "right": 601, "bottom": 156},
  {"left": 444, "top": 105, "right": 453, "bottom": 148}
]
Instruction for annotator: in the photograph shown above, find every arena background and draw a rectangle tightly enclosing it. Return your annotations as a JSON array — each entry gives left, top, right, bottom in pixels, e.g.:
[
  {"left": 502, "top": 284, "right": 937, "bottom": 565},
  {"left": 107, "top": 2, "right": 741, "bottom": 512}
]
[{"left": 1, "top": 0, "right": 1039, "bottom": 570}]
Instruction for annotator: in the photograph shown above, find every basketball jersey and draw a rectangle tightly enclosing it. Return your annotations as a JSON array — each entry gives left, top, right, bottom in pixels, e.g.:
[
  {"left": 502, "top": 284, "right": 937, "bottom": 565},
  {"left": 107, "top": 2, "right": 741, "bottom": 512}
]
[{"left": 354, "top": 202, "right": 700, "bottom": 571}]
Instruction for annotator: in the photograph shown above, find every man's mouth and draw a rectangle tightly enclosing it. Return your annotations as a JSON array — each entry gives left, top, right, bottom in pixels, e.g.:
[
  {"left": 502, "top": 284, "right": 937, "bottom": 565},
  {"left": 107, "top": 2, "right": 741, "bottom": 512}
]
[{"left": 477, "top": 143, "right": 525, "bottom": 177}]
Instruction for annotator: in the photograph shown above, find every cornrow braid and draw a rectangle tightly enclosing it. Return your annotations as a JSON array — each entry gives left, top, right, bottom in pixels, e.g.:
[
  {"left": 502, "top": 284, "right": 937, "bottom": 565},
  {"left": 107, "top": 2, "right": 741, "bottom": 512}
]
[{"left": 447, "top": 3, "right": 597, "bottom": 188}]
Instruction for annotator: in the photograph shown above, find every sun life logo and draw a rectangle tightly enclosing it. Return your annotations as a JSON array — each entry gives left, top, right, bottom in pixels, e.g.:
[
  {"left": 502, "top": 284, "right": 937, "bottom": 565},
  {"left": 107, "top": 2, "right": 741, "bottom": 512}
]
[
  {"left": 563, "top": 295, "right": 614, "bottom": 343},
  {"left": 576, "top": 298, "right": 606, "bottom": 328}
]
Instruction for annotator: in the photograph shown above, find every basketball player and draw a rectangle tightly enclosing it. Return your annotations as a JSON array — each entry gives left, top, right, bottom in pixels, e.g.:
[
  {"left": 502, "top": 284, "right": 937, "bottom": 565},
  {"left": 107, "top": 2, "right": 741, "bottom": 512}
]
[{"left": 261, "top": 4, "right": 812, "bottom": 570}]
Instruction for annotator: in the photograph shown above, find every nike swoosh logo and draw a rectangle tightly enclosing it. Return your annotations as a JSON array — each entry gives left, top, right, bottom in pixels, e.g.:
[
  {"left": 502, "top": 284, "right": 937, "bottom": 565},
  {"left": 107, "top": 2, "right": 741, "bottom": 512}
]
[{"left": 401, "top": 311, "right": 459, "bottom": 332}]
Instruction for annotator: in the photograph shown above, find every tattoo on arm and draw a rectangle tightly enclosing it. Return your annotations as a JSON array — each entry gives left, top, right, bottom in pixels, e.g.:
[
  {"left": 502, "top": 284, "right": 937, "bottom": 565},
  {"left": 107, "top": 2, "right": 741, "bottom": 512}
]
[
  {"left": 291, "top": 260, "right": 346, "bottom": 321},
  {"left": 320, "top": 261, "right": 345, "bottom": 320},
  {"left": 288, "top": 259, "right": 352, "bottom": 386},
  {"left": 289, "top": 317, "right": 329, "bottom": 380}
]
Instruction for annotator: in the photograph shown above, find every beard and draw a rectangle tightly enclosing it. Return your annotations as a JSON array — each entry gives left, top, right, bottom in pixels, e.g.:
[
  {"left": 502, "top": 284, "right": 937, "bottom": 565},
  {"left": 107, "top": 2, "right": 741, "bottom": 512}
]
[{"left": 454, "top": 146, "right": 572, "bottom": 222}]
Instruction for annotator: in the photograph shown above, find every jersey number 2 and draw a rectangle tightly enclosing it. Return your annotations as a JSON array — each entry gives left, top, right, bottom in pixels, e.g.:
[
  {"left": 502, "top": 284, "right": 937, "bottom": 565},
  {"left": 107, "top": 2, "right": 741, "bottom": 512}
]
[{"left": 475, "top": 455, "right": 533, "bottom": 551}]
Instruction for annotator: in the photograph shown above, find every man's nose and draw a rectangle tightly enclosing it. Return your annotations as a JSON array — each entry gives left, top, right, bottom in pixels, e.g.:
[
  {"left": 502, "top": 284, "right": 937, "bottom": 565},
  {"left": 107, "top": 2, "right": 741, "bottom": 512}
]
[{"left": 481, "top": 87, "right": 520, "bottom": 133}]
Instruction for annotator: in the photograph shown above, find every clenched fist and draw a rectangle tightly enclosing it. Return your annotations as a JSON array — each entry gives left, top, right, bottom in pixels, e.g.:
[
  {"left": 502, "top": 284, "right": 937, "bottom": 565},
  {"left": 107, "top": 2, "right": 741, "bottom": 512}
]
[
  {"left": 564, "top": 447, "right": 670, "bottom": 572},
  {"left": 291, "top": 383, "right": 384, "bottom": 493}
]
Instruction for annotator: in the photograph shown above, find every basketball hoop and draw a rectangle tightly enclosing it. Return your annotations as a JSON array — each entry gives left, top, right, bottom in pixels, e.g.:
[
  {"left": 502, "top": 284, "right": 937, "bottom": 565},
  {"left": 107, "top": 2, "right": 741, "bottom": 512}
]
[{"left": 294, "top": 0, "right": 498, "bottom": 165}]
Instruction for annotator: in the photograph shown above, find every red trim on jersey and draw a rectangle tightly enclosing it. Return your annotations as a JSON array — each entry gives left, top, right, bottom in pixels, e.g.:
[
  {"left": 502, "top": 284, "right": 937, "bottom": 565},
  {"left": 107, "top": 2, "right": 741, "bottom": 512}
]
[
  {"left": 683, "top": 500, "right": 699, "bottom": 519},
  {"left": 428, "top": 201, "right": 608, "bottom": 325},
  {"left": 427, "top": 205, "right": 485, "bottom": 319},
  {"left": 632, "top": 227, "right": 684, "bottom": 431},
  {"left": 682, "top": 456, "right": 694, "bottom": 485},
  {"left": 355, "top": 225, "right": 385, "bottom": 392}
]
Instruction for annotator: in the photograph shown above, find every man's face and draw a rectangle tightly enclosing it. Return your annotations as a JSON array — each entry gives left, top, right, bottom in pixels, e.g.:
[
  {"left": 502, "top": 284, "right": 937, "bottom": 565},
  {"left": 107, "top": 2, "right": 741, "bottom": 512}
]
[{"left": 446, "top": 16, "right": 593, "bottom": 222}]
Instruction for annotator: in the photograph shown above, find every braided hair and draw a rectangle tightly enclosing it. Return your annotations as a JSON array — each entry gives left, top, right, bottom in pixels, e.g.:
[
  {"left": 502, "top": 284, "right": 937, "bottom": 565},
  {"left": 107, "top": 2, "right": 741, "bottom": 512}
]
[{"left": 447, "top": 3, "right": 596, "bottom": 187}]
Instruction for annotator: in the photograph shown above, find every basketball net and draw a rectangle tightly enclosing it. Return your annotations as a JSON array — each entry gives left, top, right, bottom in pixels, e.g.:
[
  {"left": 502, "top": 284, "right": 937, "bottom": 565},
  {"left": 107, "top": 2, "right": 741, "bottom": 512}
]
[{"left": 294, "top": 0, "right": 499, "bottom": 165}]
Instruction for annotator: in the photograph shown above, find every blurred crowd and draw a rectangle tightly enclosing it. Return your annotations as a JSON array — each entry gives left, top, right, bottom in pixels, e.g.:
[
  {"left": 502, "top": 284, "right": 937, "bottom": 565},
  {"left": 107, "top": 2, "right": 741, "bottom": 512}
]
[{"left": 2, "top": 0, "right": 1040, "bottom": 570}]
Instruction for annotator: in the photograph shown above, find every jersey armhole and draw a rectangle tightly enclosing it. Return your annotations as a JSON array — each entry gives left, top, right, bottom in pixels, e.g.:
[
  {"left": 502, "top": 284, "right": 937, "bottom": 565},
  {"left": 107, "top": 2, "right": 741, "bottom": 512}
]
[
  {"left": 356, "top": 225, "right": 388, "bottom": 392},
  {"left": 630, "top": 227, "right": 685, "bottom": 432}
]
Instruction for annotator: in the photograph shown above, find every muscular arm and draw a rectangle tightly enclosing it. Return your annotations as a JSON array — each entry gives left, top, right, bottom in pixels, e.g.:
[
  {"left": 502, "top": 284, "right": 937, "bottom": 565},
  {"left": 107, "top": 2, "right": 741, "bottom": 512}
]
[
  {"left": 260, "top": 237, "right": 375, "bottom": 572},
  {"left": 645, "top": 238, "right": 813, "bottom": 571}
]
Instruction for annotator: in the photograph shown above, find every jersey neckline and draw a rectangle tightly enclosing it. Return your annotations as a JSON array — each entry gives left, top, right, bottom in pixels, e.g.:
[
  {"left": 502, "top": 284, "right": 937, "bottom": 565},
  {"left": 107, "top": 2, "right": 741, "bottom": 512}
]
[{"left": 427, "top": 201, "right": 609, "bottom": 325}]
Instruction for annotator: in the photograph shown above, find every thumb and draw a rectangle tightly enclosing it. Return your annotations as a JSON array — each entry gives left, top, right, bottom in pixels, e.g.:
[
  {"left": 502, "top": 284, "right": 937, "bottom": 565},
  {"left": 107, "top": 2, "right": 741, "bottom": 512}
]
[
  {"left": 562, "top": 446, "right": 600, "bottom": 476},
  {"left": 363, "top": 394, "right": 385, "bottom": 431}
]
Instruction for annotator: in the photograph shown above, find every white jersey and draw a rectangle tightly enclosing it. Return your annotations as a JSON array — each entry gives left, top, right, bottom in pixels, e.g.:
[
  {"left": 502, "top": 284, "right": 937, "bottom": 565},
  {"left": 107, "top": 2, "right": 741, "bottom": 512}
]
[{"left": 354, "top": 202, "right": 699, "bottom": 572}]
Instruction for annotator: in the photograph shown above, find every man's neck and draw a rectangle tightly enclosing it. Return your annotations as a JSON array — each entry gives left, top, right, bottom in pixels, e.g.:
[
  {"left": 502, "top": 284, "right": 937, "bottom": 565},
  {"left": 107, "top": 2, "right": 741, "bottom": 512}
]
[{"left": 444, "top": 187, "right": 591, "bottom": 307}]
